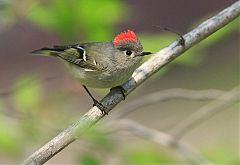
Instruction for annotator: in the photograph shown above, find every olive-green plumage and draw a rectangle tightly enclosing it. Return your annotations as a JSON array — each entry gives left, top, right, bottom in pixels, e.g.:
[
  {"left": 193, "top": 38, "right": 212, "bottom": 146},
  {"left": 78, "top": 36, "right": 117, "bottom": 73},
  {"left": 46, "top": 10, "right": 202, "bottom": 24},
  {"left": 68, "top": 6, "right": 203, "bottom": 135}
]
[{"left": 32, "top": 30, "right": 151, "bottom": 88}]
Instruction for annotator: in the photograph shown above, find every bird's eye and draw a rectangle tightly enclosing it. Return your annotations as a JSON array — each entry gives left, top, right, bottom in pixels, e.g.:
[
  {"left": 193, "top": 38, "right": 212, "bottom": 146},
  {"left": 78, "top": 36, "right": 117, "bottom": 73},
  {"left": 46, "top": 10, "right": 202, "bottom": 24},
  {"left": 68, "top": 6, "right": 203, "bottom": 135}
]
[{"left": 125, "top": 50, "right": 132, "bottom": 56}]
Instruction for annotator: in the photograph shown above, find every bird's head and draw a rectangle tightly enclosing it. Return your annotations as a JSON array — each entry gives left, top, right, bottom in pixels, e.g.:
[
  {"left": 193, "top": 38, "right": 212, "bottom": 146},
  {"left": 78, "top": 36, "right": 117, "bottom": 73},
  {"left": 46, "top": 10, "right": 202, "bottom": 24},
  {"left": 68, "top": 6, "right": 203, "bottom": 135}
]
[{"left": 113, "top": 30, "right": 152, "bottom": 58}]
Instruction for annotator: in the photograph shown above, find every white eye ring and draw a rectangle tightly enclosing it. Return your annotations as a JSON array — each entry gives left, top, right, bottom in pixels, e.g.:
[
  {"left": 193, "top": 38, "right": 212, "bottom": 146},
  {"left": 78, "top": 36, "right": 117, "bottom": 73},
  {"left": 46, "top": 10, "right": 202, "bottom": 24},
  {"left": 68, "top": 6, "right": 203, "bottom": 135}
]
[{"left": 124, "top": 50, "right": 133, "bottom": 56}]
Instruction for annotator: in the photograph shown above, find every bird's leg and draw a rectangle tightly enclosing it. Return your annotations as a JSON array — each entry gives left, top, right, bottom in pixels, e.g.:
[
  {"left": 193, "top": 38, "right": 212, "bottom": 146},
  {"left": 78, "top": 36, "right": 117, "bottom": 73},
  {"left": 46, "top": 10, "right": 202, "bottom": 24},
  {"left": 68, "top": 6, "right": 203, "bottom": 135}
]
[
  {"left": 82, "top": 85, "right": 107, "bottom": 115},
  {"left": 110, "top": 86, "right": 126, "bottom": 100}
]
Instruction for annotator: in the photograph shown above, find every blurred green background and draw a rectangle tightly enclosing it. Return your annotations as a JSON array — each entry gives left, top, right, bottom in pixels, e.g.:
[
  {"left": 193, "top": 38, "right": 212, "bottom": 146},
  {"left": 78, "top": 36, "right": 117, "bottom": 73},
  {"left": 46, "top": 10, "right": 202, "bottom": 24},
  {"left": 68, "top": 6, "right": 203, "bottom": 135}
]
[{"left": 0, "top": 0, "right": 239, "bottom": 164}]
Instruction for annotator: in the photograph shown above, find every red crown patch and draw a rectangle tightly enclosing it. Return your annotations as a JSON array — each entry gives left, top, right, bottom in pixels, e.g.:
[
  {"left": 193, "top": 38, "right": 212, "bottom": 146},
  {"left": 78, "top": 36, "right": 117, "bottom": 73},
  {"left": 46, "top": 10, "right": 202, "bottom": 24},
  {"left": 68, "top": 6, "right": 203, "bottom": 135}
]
[{"left": 113, "top": 30, "right": 138, "bottom": 46}]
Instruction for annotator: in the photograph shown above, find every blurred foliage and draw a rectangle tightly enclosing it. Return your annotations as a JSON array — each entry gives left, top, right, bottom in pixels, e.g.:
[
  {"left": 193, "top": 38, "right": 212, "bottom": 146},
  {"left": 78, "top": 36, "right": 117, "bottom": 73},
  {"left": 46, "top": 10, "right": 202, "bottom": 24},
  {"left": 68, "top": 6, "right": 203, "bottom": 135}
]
[
  {"left": 204, "top": 144, "right": 240, "bottom": 164},
  {"left": 82, "top": 127, "right": 110, "bottom": 149},
  {"left": 12, "top": 75, "right": 43, "bottom": 113},
  {"left": 0, "top": 75, "right": 44, "bottom": 156},
  {"left": 0, "top": 91, "right": 20, "bottom": 155},
  {"left": 79, "top": 153, "right": 101, "bottom": 165},
  {"left": 0, "top": 115, "right": 20, "bottom": 154},
  {"left": 0, "top": 0, "right": 35, "bottom": 29},
  {"left": 122, "top": 147, "right": 178, "bottom": 165},
  {"left": 0, "top": 99, "right": 4, "bottom": 112},
  {"left": 27, "top": 0, "right": 126, "bottom": 41},
  {"left": 0, "top": 0, "right": 13, "bottom": 28}
]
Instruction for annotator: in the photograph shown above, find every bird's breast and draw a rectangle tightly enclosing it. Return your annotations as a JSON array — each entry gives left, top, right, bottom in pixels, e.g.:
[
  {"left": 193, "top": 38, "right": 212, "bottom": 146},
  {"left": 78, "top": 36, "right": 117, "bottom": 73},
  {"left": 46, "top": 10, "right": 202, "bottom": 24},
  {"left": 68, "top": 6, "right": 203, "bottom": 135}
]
[{"left": 69, "top": 64, "right": 137, "bottom": 88}]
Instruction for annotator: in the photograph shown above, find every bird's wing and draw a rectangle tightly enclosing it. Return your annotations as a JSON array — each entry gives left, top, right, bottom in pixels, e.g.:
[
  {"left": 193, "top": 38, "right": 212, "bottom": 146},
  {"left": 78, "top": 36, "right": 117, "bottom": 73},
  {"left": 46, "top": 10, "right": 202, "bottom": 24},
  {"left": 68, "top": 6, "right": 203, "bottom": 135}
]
[{"left": 32, "top": 45, "right": 104, "bottom": 71}]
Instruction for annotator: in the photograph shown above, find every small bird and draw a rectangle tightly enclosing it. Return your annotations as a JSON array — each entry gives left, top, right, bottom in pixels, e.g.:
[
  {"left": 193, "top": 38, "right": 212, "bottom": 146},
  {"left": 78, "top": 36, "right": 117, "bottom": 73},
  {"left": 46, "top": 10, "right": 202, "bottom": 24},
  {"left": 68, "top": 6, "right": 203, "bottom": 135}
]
[{"left": 32, "top": 30, "right": 152, "bottom": 114}]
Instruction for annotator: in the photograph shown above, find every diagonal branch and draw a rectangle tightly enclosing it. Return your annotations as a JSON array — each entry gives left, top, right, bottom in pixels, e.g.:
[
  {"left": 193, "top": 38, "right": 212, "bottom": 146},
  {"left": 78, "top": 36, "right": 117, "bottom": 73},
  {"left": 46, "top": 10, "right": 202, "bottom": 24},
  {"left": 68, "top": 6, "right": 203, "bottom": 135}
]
[{"left": 21, "top": 1, "right": 240, "bottom": 165}]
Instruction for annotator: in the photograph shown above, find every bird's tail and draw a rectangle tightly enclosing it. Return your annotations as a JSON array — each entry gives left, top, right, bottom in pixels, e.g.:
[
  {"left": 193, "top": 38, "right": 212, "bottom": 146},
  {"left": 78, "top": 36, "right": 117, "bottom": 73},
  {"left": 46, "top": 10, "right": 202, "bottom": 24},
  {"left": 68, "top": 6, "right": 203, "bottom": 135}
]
[
  {"left": 31, "top": 48, "right": 61, "bottom": 56},
  {"left": 31, "top": 45, "right": 72, "bottom": 56}
]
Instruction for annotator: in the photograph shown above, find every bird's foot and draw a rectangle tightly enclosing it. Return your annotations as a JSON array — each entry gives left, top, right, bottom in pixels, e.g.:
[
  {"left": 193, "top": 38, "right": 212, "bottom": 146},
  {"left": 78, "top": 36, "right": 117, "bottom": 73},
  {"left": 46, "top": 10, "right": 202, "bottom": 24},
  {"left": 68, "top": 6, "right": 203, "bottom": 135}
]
[
  {"left": 93, "top": 99, "right": 108, "bottom": 115},
  {"left": 110, "top": 86, "right": 126, "bottom": 100}
]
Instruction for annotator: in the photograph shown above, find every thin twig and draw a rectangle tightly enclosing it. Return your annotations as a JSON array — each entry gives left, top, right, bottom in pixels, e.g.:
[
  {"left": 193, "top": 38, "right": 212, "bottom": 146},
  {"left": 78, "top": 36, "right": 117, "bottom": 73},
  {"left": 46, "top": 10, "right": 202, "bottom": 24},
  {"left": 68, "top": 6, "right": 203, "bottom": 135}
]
[
  {"left": 21, "top": 2, "right": 240, "bottom": 164},
  {"left": 110, "top": 88, "right": 238, "bottom": 120},
  {"left": 113, "top": 119, "right": 212, "bottom": 165},
  {"left": 171, "top": 86, "right": 240, "bottom": 139}
]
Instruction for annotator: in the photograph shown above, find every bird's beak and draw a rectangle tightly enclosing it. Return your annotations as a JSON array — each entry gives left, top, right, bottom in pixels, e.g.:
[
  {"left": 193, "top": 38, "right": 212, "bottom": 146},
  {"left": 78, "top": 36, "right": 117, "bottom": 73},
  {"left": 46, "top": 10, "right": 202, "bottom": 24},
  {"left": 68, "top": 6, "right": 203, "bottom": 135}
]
[{"left": 140, "top": 52, "right": 152, "bottom": 56}]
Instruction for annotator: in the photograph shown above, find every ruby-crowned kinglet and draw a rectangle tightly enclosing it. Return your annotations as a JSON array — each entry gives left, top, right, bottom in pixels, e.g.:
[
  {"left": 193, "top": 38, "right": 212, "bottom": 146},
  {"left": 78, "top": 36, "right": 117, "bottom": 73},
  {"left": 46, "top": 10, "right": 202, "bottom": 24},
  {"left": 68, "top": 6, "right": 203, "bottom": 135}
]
[{"left": 32, "top": 30, "right": 152, "bottom": 114}]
